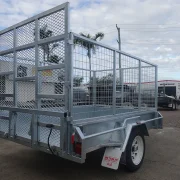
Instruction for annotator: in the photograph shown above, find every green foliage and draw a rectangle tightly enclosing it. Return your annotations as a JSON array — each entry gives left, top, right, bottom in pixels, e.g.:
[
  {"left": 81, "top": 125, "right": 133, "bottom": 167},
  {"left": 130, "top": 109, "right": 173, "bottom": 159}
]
[
  {"left": 49, "top": 55, "right": 59, "bottom": 64},
  {"left": 74, "top": 32, "right": 104, "bottom": 59},
  {"left": 73, "top": 77, "right": 84, "bottom": 87},
  {"left": 89, "top": 73, "right": 120, "bottom": 86},
  {"left": 34, "top": 24, "right": 60, "bottom": 64}
]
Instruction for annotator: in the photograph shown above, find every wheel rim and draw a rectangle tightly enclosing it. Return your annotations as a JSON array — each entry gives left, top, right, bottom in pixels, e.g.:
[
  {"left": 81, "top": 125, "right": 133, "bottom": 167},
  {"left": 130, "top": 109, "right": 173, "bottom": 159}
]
[
  {"left": 173, "top": 103, "right": 176, "bottom": 110},
  {"left": 131, "top": 135, "right": 144, "bottom": 165}
]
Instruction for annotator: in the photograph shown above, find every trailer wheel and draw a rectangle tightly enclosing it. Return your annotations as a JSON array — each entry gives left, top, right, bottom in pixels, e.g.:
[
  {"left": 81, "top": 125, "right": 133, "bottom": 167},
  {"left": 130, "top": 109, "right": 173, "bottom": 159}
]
[
  {"left": 125, "top": 128, "right": 145, "bottom": 172},
  {"left": 172, "top": 102, "right": 176, "bottom": 111}
]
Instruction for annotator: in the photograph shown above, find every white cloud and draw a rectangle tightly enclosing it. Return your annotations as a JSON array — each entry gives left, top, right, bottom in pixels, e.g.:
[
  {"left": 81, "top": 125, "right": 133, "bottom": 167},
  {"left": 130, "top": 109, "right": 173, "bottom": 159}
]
[
  {"left": 0, "top": 0, "right": 180, "bottom": 80},
  {"left": 155, "top": 46, "right": 172, "bottom": 53}
]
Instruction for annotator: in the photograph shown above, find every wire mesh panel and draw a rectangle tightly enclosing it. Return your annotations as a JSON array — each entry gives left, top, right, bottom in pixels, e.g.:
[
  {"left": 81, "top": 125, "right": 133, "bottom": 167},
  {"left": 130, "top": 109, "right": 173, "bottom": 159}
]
[
  {"left": 0, "top": 53, "right": 14, "bottom": 107},
  {"left": 72, "top": 35, "right": 157, "bottom": 118},
  {"left": 0, "top": 119, "right": 9, "bottom": 133},
  {"left": 0, "top": 3, "right": 68, "bottom": 113},
  {"left": 0, "top": 75, "right": 13, "bottom": 107},
  {"left": 38, "top": 115, "right": 61, "bottom": 147},
  {"left": 0, "top": 31, "right": 13, "bottom": 51},
  {"left": 73, "top": 68, "right": 91, "bottom": 106},
  {"left": 121, "top": 68, "right": 139, "bottom": 108},
  {"left": 39, "top": 98, "right": 64, "bottom": 112},
  {"left": 17, "top": 22, "right": 35, "bottom": 47},
  {"left": 0, "top": 110, "right": 9, "bottom": 133},
  {"left": 16, "top": 48, "right": 36, "bottom": 108},
  {"left": 38, "top": 41, "right": 65, "bottom": 67},
  {"left": 39, "top": 10, "right": 65, "bottom": 39},
  {"left": 141, "top": 62, "right": 156, "bottom": 108},
  {"left": 73, "top": 37, "right": 114, "bottom": 110},
  {"left": 38, "top": 127, "right": 60, "bottom": 147},
  {"left": 95, "top": 70, "right": 114, "bottom": 106},
  {"left": 16, "top": 112, "right": 32, "bottom": 139},
  {"left": 17, "top": 48, "right": 35, "bottom": 77},
  {"left": 17, "top": 81, "right": 35, "bottom": 109},
  {"left": 0, "top": 33, "right": 15, "bottom": 107},
  {"left": 0, "top": 53, "right": 14, "bottom": 72},
  {"left": 38, "top": 60, "right": 65, "bottom": 111},
  {"left": 38, "top": 38, "right": 65, "bottom": 111},
  {"left": 120, "top": 54, "right": 139, "bottom": 69},
  {"left": 0, "top": 3, "right": 68, "bottom": 153}
]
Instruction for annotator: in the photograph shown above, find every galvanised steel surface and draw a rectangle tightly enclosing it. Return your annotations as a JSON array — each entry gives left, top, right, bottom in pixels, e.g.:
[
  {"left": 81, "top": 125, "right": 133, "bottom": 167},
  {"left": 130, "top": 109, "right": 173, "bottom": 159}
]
[
  {"left": 72, "top": 33, "right": 157, "bottom": 115},
  {"left": 0, "top": 2, "right": 162, "bottom": 167},
  {"left": 0, "top": 2, "right": 70, "bottom": 157}
]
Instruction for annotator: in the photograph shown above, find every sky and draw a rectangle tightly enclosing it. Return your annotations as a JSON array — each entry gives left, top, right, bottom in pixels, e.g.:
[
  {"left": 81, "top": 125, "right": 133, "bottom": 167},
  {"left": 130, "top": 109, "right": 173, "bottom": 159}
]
[{"left": 0, "top": 0, "right": 180, "bottom": 80}]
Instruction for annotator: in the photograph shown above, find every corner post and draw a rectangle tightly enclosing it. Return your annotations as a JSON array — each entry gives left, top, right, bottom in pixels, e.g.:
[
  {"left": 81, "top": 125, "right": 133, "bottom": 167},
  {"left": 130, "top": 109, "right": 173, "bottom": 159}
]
[
  {"left": 155, "top": 65, "right": 158, "bottom": 110},
  {"left": 113, "top": 50, "right": 116, "bottom": 114},
  {"left": 93, "top": 71, "right": 97, "bottom": 106},
  {"left": 31, "top": 18, "right": 39, "bottom": 147},
  {"left": 138, "top": 60, "right": 142, "bottom": 110}
]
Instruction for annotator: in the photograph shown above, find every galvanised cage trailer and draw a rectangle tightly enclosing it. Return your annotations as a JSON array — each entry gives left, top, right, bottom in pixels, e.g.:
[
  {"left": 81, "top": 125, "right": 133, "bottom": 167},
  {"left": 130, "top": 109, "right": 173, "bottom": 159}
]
[{"left": 0, "top": 2, "right": 162, "bottom": 171}]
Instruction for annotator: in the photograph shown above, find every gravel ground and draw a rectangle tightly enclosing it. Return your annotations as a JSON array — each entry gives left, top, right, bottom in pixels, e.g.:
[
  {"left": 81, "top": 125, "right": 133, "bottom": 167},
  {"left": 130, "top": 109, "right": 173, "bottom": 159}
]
[
  {"left": 0, "top": 109, "right": 180, "bottom": 180},
  {"left": 159, "top": 108, "right": 180, "bottom": 128}
]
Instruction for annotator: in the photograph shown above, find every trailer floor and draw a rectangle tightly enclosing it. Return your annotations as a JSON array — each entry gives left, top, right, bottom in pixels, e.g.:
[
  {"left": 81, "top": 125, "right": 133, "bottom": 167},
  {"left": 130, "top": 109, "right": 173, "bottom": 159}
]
[{"left": 0, "top": 110, "right": 180, "bottom": 180}]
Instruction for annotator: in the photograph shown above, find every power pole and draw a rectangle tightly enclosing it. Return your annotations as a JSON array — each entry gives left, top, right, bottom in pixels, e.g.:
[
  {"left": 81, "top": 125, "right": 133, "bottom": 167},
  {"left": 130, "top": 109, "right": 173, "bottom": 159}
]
[
  {"left": 116, "top": 24, "right": 123, "bottom": 105},
  {"left": 116, "top": 24, "right": 122, "bottom": 78},
  {"left": 116, "top": 24, "right": 121, "bottom": 53}
]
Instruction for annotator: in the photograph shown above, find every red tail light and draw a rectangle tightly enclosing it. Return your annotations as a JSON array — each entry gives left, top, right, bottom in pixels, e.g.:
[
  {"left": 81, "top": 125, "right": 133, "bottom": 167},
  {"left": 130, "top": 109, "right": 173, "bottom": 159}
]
[
  {"left": 71, "top": 133, "right": 75, "bottom": 144},
  {"left": 71, "top": 133, "right": 82, "bottom": 155},
  {"left": 75, "top": 142, "right": 82, "bottom": 155}
]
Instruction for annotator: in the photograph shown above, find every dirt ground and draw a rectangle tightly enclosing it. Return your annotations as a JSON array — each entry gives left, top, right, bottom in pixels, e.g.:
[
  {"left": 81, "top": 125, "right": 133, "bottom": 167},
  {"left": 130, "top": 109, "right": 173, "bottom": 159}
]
[{"left": 0, "top": 109, "right": 180, "bottom": 180}]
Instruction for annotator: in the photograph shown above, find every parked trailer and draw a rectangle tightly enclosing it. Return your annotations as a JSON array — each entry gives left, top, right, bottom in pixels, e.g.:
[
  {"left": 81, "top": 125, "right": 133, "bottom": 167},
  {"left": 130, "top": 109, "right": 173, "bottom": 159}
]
[
  {"left": 0, "top": 2, "right": 162, "bottom": 171},
  {"left": 158, "top": 80, "right": 180, "bottom": 110},
  {"left": 158, "top": 94, "right": 180, "bottom": 110}
]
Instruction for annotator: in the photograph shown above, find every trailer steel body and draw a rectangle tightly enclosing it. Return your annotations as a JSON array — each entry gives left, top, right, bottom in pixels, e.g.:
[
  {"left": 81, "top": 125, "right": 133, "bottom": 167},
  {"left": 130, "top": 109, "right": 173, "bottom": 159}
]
[{"left": 0, "top": 2, "right": 163, "bottom": 171}]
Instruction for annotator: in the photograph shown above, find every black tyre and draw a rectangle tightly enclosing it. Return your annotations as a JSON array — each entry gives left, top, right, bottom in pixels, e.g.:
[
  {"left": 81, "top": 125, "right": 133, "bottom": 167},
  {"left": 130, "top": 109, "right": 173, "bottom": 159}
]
[
  {"left": 125, "top": 128, "right": 145, "bottom": 172},
  {"left": 172, "top": 102, "right": 176, "bottom": 111}
]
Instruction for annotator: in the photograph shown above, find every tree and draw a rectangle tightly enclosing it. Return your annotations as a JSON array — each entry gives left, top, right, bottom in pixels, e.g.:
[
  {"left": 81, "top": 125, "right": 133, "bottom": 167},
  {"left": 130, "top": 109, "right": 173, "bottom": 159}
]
[
  {"left": 74, "top": 32, "right": 104, "bottom": 78},
  {"left": 73, "top": 77, "right": 84, "bottom": 87},
  {"left": 49, "top": 54, "right": 62, "bottom": 64},
  {"left": 34, "top": 24, "right": 60, "bottom": 64},
  {"left": 89, "top": 73, "right": 120, "bottom": 86}
]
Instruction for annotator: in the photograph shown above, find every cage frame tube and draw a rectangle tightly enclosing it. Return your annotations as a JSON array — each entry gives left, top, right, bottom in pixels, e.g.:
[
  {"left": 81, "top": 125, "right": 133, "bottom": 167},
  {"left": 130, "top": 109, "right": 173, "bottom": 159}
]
[
  {"left": 35, "top": 18, "right": 40, "bottom": 109},
  {"left": 121, "top": 69, "right": 124, "bottom": 106},
  {"left": 62, "top": 2, "right": 71, "bottom": 154},
  {"left": 72, "top": 33, "right": 156, "bottom": 67},
  {"left": 95, "top": 65, "right": 152, "bottom": 73},
  {"left": 155, "top": 66, "right": 158, "bottom": 109},
  {"left": 68, "top": 32, "right": 74, "bottom": 117},
  {"left": 138, "top": 60, "right": 142, "bottom": 110},
  {"left": 12, "top": 28, "right": 18, "bottom": 142},
  {"left": 113, "top": 50, "right": 116, "bottom": 114},
  {"left": 0, "top": 2, "right": 68, "bottom": 36},
  {"left": 0, "top": 35, "right": 66, "bottom": 57},
  {"left": 13, "top": 28, "right": 17, "bottom": 107},
  {"left": 93, "top": 71, "right": 97, "bottom": 106},
  {"left": 67, "top": 32, "right": 74, "bottom": 154},
  {"left": 31, "top": 18, "right": 39, "bottom": 147}
]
